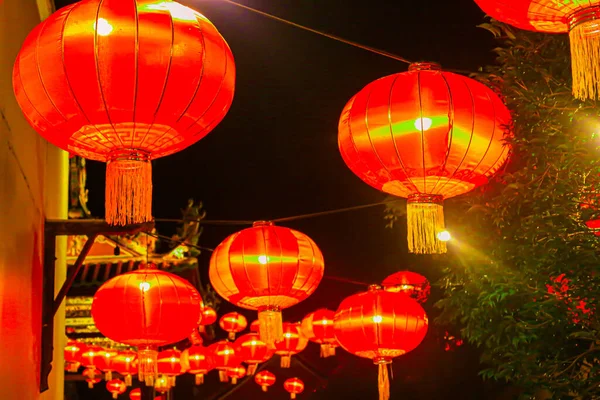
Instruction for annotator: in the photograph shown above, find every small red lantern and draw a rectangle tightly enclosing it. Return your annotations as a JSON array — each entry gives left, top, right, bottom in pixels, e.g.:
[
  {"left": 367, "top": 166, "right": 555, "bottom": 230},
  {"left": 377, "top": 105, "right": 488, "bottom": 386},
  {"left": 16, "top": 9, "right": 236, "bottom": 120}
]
[
  {"left": 301, "top": 309, "right": 338, "bottom": 358},
  {"left": 106, "top": 379, "right": 127, "bottom": 399},
  {"left": 209, "top": 340, "right": 241, "bottom": 382},
  {"left": 95, "top": 348, "right": 119, "bottom": 381},
  {"left": 334, "top": 285, "right": 428, "bottom": 400},
  {"left": 226, "top": 365, "right": 246, "bottom": 384},
  {"left": 154, "top": 375, "right": 171, "bottom": 394},
  {"left": 64, "top": 340, "right": 87, "bottom": 372},
  {"left": 182, "top": 345, "right": 214, "bottom": 385},
  {"left": 255, "top": 370, "right": 276, "bottom": 392},
  {"left": 92, "top": 264, "right": 201, "bottom": 386},
  {"left": 13, "top": 0, "right": 235, "bottom": 225},
  {"left": 235, "top": 333, "right": 273, "bottom": 375},
  {"left": 129, "top": 388, "right": 141, "bottom": 400},
  {"left": 381, "top": 271, "right": 431, "bottom": 303},
  {"left": 284, "top": 378, "right": 305, "bottom": 399},
  {"left": 275, "top": 322, "right": 309, "bottom": 368},
  {"left": 83, "top": 367, "right": 102, "bottom": 389},
  {"left": 112, "top": 350, "right": 138, "bottom": 386},
  {"left": 200, "top": 307, "right": 218, "bottom": 326},
  {"left": 157, "top": 349, "right": 185, "bottom": 388},
  {"left": 338, "top": 62, "right": 511, "bottom": 254},
  {"left": 209, "top": 221, "right": 325, "bottom": 348},
  {"left": 80, "top": 345, "right": 105, "bottom": 383},
  {"left": 473, "top": 0, "right": 600, "bottom": 100},
  {"left": 220, "top": 312, "right": 248, "bottom": 340}
]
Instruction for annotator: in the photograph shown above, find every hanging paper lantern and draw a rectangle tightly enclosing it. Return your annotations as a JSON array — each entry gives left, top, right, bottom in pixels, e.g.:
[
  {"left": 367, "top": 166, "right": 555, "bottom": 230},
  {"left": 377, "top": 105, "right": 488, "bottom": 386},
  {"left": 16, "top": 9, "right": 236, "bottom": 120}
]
[
  {"left": 106, "top": 379, "right": 127, "bottom": 399},
  {"left": 473, "top": 0, "right": 600, "bottom": 100},
  {"left": 334, "top": 285, "right": 428, "bottom": 400},
  {"left": 82, "top": 366, "right": 102, "bottom": 389},
  {"left": 154, "top": 375, "right": 171, "bottom": 394},
  {"left": 209, "top": 221, "right": 325, "bottom": 348},
  {"left": 250, "top": 320, "right": 260, "bottom": 333},
  {"left": 95, "top": 348, "right": 119, "bottom": 381},
  {"left": 129, "top": 388, "right": 141, "bottom": 400},
  {"left": 226, "top": 365, "right": 246, "bottom": 384},
  {"left": 220, "top": 312, "right": 248, "bottom": 340},
  {"left": 284, "top": 378, "right": 305, "bottom": 399},
  {"left": 13, "top": 0, "right": 235, "bottom": 226},
  {"left": 113, "top": 350, "right": 138, "bottom": 386},
  {"left": 301, "top": 309, "right": 338, "bottom": 358},
  {"left": 255, "top": 370, "right": 276, "bottom": 392},
  {"left": 381, "top": 271, "right": 431, "bottom": 303},
  {"left": 80, "top": 345, "right": 106, "bottom": 385},
  {"left": 64, "top": 340, "right": 87, "bottom": 372},
  {"left": 182, "top": 345, "right": 214, "bottom": 385},
  {"left": 157, "top": 349, "right": 185, "bottom": 388},
  {"left": 209, "top": 340, "right": 241, "bottom": 382},
  {"left": 200, "top": 307, "right": 218, "bottom": 326},
  {"left": 274, "top": 322, "right": 309, "bottom": 368},
  {"left": 235, "top": 333, "right": 273, "bottom": 375},
  {"left": 92, "top": 264, "right": 201, "bottom": 386},
  {"left": 338, "top": 62, "right": 511, "bottom": 254}
]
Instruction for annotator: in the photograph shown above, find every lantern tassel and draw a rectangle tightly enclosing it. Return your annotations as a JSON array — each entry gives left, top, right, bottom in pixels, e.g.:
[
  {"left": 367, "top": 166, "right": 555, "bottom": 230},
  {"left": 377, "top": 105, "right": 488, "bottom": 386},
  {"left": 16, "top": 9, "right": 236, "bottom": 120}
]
[
  {"left": 291, "top": 394, "right": 296, "bottom": 399},
  {"left": 105, "top": 371, "right": 113, "bottom": 381},
  {"left": 195, "top": 374, "right": 204, "bottom": 385},
  {"left": 228, "top": 332, "right": 236, "bottom": 341},
  {"left": 280, "top": 355, "right": 291, "bottom": 368},
  {"left": 320, "top": 344, "right": 328, "bottom": 358},
  {"left": 378, "top": 364, "right": 390, "bottom": 400},
  {"left": 137, "top": 348, "right": 158, "bottom": 387},
  {"left": 328, "top": 346, "right": 336, "bottom": 357},
  {"left": 105, "top": 154, "right": 152, "bottom": 226},
  {"left": 219, "top": 370, "right": 229, "bottom": 382},
  {"left": 570, "top": 19, "right": 600, "bottom": 101},
  {"left": 88, "top": 381, "right": 94, "bottom": 389},
  {"left": 262, "top": 385, "right": 268, "bottom": 392},
  {"left": 406, "top": 194, "right": 446, "bottom": 254},
  {"left": 112, "top": 393, "right": 118, "bottom": 399},
  {"left": 247, "top": 364, "right": 258, "bottom": 376},
  {"left": 124, "top": 374, "right": 132, "bottom": 386},
  {"left": 258, "top": 306, "right": 283, "bottom": 349},
  {"left": 232, "top": 377, "right": 238, "bottom": 385}
]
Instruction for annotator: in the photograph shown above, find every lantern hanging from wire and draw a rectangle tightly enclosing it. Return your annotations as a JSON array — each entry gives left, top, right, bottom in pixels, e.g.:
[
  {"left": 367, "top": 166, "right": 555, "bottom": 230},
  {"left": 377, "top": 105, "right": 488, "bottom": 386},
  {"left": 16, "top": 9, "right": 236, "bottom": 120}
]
[
  {"left": 284, "top": 378, "right": 305, "bottom": 399},
  {"left": 338, "top": 62, "right": 511, "bottom": 254},
  {"left": 301, "top": 309, "right": 338, "bottom": 358},
  {"left": 209, "top": 221, "right": 325, "bottom": 348},
  {"left": 381, "top": 271, "right": 431, "bottom": 303},
  {"left": 106, "top": 379, "right": 127, "bottom": 399},
  {"left": 13, "top": 0, "right": 235, "bottom": 226},
  {"left": 220, "top": 312, "right": 248, "bottom": 340},
  {"left": 255, "top": 370, "right": 276, "bottom": 392},
  {"left": 235, "top": 333, "right": 274, "bottom": 375},
  {"left": 182, "top": 345, "right": 214, "bottom": 385},
  {"left": 334, "top": 285, "right": 428, "bottom": 400},
  {"left": 157, "top": 349, "right": 185, "bottom": 388},
  {"left": 209, "top": 340, "right": 241, "bottom": 382},
  {"left": 473, "top": 0, "right": 600, "bottom": 100},
  {"left": 112, "top": 350, "right": 138, "bottom": 386},
  {"left": 274, "top": 322, "right": 309, "bottom": 368},
  {"left": 200, "top": 306, "right": 218, "bottom": 326},
  {"left": 91, "top": 264, "right": 202, "bottom": 386},
  {"left": 227, "top": 365, "right": 247, "bottom": 384}
]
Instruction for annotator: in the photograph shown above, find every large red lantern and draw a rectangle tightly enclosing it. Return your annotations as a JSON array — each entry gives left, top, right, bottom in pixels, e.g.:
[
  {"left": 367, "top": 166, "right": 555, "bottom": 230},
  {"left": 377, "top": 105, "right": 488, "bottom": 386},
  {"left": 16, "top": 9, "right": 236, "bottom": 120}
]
[
  {"left": 235, "top": 333, "right": 273, "bottom": 375},
  {"left": 274, "top": 322, "right": 309, "bottom": 368},
  {"left": 92, "top": 264, "right": 201, "bottom": 385},
  {"left": 220, "top": 312, "right": 248, "bottom": 340},
  {"left": 334, "top": 285, "right": 428, "bottom": 400},
  {"left": 209, "top": 221, "right": 325, "bottom": 347},
  {"left": 301, "top": 309, "right": 338, "bottom": 358},
  {"left": 13, "top": 0, "right": 235, "bottom": 226},
  {"left": 338, "top": 62, "right": 511, "bottom": 254},
  {"left": 209, "top": 340, "right": 241, "bottom": 382},
  {"left": 182, "top": 345, "right": 214, "bottom": 385},
  {"left": 284, "top": 378, "right": 305, "bottom": 399},
  {"left": 255, "top": 370, "right": 276, "bottom": 392},
  {"left": 473, "top": 0, "right": 600, "bottom": 100},
  {"left": 381, "top": 271, "right": 431, "bottom": 303}
]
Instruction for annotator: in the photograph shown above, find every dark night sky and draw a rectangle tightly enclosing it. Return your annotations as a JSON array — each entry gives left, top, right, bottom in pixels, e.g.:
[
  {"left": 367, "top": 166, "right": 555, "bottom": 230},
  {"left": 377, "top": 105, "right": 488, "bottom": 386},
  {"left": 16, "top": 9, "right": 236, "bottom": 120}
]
[{"left": 56, "top": 0, "right": 516, "bottom": 398}]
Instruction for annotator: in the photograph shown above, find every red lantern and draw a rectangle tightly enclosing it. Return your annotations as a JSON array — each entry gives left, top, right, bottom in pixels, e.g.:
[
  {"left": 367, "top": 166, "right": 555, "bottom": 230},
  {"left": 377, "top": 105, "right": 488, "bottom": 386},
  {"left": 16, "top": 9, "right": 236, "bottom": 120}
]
[
  {"left": 381, "top": 271, "right": 431, "bottom": 303},
  {"left": 219, "top": 312, "right": 248, "bottom": 340},
  {"left": 334, "top": 285, "right": 428, "bottom": 400},
  {"left": 13, "top": 0, "right": 235, "bottom": 226},
  {"left": 473, "top": 0, "right": 600, "bottom": 100},
  {"left": 235, "top": 333, "right": 273, "bottom": 375},
  {"left": 157, "top": 349, "right": 185, "bottom": 388},
  {"left": 154, "top": 375, "right": 171, "bottom": 394},
  {"left": 301, "top": 309, "right": 338, "bottom": 358},
  {"left": 254, "top": 370, "right": 276, "bottom": 392},
  {"left": 92, "top": 264, "right": 201, "bottom": 386},
  {"left": 284, "top": 378, "right": 305, "bottom": 399},
  {"left": 83, "top": 367, "right": 102, "bottom": 389},
  {"left": 209, "top": 221, "right": 325, "bottom": 347},
  {"left": 129, "top": 388, "right": 141, "bottom": 400},
  {"left": 106, "top": 379, "right": 126, "bottom": 399},
  {"left": 226, "top": 365, "right": 246, "bottom": 384},
  {"left": 250, "top": 320, "right": 260, "bottom": 333},
  {"left": 182, "top": 345, "right": 214, "bottom": 385},
  {"left": 209, "top": 340, "right": 240, "bottom": 382},
  {"left": 200, "top": 307, "right": 218, "bottom": 326},
  {"left": 64, "top": 340, "right": 87, "bottom": 372},
  {"left": 113, "top": 350, "right": 138, "bottom": 386},
  {"left": 95, "top": 348, "right": 119, "bottom": 381},
  {"left": 80, "top": 345, "right": 106, "bottom": 383},
  {"left": 274, "top": 322, "right": 309, "bottom": 368},
  {"left": 338, "top": 62, "right": 511, "bottom": 254}
]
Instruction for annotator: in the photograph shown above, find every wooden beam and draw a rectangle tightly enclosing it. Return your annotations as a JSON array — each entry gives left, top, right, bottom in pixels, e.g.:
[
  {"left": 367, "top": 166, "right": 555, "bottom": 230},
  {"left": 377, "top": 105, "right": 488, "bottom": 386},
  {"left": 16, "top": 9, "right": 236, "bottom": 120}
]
[{"left": 45, "top": 219, "right": 155, "bottom": 236}]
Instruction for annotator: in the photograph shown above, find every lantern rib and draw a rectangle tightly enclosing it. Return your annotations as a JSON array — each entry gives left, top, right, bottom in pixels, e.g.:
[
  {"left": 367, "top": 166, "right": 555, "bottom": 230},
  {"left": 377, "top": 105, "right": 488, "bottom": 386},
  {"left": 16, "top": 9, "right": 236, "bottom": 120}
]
[
  {"left": 240, "top": 229, "right": 259, "bottom": 303},
  {"left": 289, "top": 232, "right": 310, "bottom": 303},
  {"left": 165, "top": 273, "right": 185, "bottom": 340},
  {"left": 297, "top": 236, "right": 321, "bottom": 299},
  {"left": 131, "top": 1, "right": 140, "bottom": 150},
  {"left": 416, "top": 71, "right": 427, "bottom": 194},
  {"left": 260, "top": 224, "right": 273, "bottom": 303},
  {"left": 213, "top": 234, "right": 236, "bottom": 300}
]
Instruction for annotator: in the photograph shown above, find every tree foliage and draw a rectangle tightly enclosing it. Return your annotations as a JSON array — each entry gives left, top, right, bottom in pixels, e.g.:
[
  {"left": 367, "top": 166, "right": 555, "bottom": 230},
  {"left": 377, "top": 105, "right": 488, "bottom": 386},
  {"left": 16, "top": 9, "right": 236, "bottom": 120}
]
[{"left": 387, "top": 20, "right": 600, "bottom": 399}]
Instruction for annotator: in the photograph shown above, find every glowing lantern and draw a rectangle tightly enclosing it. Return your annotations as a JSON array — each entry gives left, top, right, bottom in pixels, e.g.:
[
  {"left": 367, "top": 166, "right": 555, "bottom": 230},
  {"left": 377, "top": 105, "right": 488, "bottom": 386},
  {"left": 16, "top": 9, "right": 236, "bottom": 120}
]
[
  {"left": 301, "top": 309, "right": 338, "bottom": 358},
  {"left": 154, "top": 375, "right": 171, "bottom": 394},
  {"left": 219, "top": 312, "right": 248, "bottom": 340},
  {"left": 96, "top": 348, "right": 119, "bottom": 381},
  {"left": 226, "top": 365, "right": 246, "bottom": 384},
  {"left": 284, "top": 378, "right": 305, "bottom": 399},
  {"left": 113, "top": 351, "right": 138, "bottom": 386},
  {"left": 209, "top": 340, "right": 240, "bottom": 382},
  {"left": 274, "top": 322, "right": 309, "bottom": 368},
  {"left": 255, "top": 370, "right": 276, "bottom": 392},
  {"left": 338, "top": 62, "right": 511, "bottom": 254},
  {"left": 13, "top": 0, "right": 235, "bottom": 226},
  {"left": 473, "top": 0, "right": 600, "bottom": 100},
  {"left": 209, "top": 221, "right": 325, "bottom": 348},
  {"left": 64, "top": 340, "right": 87, "bottom": 372},
  {"left": 157, "top": 349, "right": 185, "bottom": 388},
  {"left": 83, "top": 367, "right": 102, "bottom": 389},
  {"left": 250, "top": 320, "right": 260, "bottom": 333},
  {"left": 129, "top": 388, "right": 141, "bottom": 400},
  {"left": 182, "top": 345, "right": 214, "bottom": 385},
  {"left": 235, "top": 333, "right": 273, "bottom": 375},
  {"left": 200, "top": 306, "right": 218, "bottom": 326},
  {"left": 91, "top": 264, "right": 202, "bottom": 386},
  {"left": 80, "top": 345, "right": 105, "bottom": 384},
  {"left": 334, "top": 285, "right": 428, "bottom": 400},
  {"left": 106, "top": 379, "right": 127, "bottom": 399},
  {"left": 381, "top": 271, "right": 431, "bottom": 303}
]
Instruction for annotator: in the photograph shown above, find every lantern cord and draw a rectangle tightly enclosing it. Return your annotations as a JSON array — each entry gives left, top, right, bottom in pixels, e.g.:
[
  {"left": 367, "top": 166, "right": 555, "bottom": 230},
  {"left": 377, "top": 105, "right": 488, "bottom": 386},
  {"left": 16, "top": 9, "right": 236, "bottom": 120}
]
[
  {"left": 154, "top": 218, "right": 254, "bottom": 226},
  {"left": 216, "top": 0, "right": 412, "bottom": 64},
  {"left": 143, "top": 231, "right": 215, "bottom": 252},
  {"left": 323, "top": 275, "right": 371, "bottom": 287}
]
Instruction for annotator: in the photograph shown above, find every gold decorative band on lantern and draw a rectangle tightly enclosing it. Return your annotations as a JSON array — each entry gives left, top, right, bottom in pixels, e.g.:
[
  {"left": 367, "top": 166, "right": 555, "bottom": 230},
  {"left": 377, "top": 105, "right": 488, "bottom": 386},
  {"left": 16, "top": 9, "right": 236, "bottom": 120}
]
[
  {"left": 105, "top": 149, "right": 153, "bottom": 226},
  {"left": 408, "top": 62, "right": 442, "bottom": 72},
  {"left": 372, "top": 356, "right": 392, "bottom": 365},
  {"left": 567, "top": 6, "right": 600, "bottom": 31},
  {"left": 368, "top": 284, "right": 382, "bottom": 292},
  {"left": 407, "top": 193, "right": 443, "bottom": 205},
  {"left": 253, "top": 220, "right": 274, "bottom": 227},
  {"left": 406, "top": 193, "right": 447, "bottom": 254},
  {"left": 567, "top": 6, "right": 600, "bottom": 100},
  {"left": 258, "top": 305, "right": 283, "bottom": 349}
]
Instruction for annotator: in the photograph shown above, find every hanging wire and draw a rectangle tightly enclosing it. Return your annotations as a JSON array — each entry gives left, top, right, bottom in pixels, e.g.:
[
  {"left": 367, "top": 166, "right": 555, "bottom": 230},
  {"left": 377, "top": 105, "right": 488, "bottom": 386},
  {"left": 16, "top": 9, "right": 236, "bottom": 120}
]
[
  {"left": 154, "top": 218, "right": 254, "bottom": 226},
  {"left": 323, "top": 275, "right": 371, "bottom": 287},
  {"left": 216, "top": 0, "right": 412, "bottom": 64},
  {"left": 272, "top": 198, "right": 403, "bottom": 223},
  {"left": 144, "top": 231, "right": 215, "bottom": 253}
]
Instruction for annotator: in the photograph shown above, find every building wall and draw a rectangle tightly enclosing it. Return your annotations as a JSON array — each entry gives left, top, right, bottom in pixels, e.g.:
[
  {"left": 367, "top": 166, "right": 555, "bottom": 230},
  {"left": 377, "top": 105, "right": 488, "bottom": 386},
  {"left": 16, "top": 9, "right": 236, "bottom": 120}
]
[{"left": 0, "top": 1, "right": 68, "bottom": 399}]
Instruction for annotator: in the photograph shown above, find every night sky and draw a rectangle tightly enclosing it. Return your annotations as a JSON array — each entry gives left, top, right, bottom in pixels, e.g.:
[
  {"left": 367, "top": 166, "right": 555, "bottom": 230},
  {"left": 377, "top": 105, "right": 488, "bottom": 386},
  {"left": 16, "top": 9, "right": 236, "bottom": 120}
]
[{"left": 56, "top": 0, "right": 515, "bottom": 398}]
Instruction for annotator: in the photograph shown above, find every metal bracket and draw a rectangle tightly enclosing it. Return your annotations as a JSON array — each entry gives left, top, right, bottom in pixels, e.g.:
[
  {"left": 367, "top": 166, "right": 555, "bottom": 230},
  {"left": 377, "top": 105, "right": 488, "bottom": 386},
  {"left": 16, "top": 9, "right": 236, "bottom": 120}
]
[{"left": 41, "top": 219, "right": 154, "bottom": 393}]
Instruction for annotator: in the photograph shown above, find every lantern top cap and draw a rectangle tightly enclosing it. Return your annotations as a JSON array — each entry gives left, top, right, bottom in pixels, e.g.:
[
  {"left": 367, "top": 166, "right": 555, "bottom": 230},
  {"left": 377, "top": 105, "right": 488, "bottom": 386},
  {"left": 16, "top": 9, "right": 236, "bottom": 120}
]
[
  {"left": 139, "top": 262, "right": 158, "bottom": 270},
  {"left": 368, "top": 284, "right": 381, "bottom": 292},
  {"left": 408, "top": 62, "right": 442, "bottom": 72},
  {"left": 253, "top": 221, "right": 274, "bottom": 227}
]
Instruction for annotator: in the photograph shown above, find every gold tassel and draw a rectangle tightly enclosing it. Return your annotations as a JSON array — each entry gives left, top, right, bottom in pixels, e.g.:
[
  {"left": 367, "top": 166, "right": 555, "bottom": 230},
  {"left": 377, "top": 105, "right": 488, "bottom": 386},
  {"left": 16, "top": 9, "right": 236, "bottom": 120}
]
[
  {"left": 105, "top": 152, "right": 152, "bottom": 226},
  {"left": 231, "top": 377, "right": 238, "bottom": 385},
  {"left": 280, "top": 355, "right": 291, "bottom": 368},
  {"left": 378, "top": 364, "right": 390, "bottom": 400},
  {"left": 124, "top": 374, "right": 132, "bottom": 386},
  {"left": 320, "top": 344, "right": 327, "bottom": 358},
  {"left": 328, "top": 345, "right": 336, "bottom": 357},
  {"left": 112, "top": 394, "right": 118, "bottom": 399},
  {"left": 247, "top": 364, "right": 257, "bottom": 376},
  {"left": 569, "top": 9, "right": 600, "bottom": 101},
  {"left": 406, "top": 194, "right": 446, "bottom": 254},
  {"left": 195, "top": 374, "right": 204, "bottom": 385},
  {"left": 87, "top": 381, "right": 94, "bottom": 389},
  {"left": 228, "top": 331, "right": 236, "bottom": 341},
  {"left": 258, "top": 307, "right": 283, "bottom": 349},
  {"left": 219, "top": 370, "right": 229, "bottom": 382},
  {"left": 105, "top": 371, "right": 113, "bottom": 381},
  {"left": 290, "top": 394, "right": 296, "bottom": 399},
  {"left": 262, "top": 386, "right": 268, "bottom": 392},
  {"left": 137, "top": 348, "right": 158, "bottom": 387}
]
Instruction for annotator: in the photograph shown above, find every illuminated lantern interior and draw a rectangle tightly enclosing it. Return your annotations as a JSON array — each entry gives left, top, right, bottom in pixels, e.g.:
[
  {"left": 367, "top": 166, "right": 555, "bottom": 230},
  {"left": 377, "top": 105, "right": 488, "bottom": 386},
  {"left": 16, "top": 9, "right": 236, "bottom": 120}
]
[
  {"left": 219, "top": 312, "right": 248, "bottom": 340},
  {"left": 274, "top": 323, "right": 309, "bottom": 368},
  {"left": 301, "top": 309, "right": 339, "bottom": 358},
  {"left": 106, "top": 379, "right": 127, "bottom": 399},
  {"left": 209, "top": 341, "right": 241, "bottom": 382},
  {"left": 254, "top": 370, "right": 276, "bottom": 392},
  {"left": 226, "top": 365, "right": 246, "bottom": 385},
  {"left": 235, "top": 333, "right": 273, "bottom": 375},
  {"left": 182, "top": 346, "right": 214, "bottom": 385},
  {"left": 284, "top": 377, "right": 305, "bottom": 399}
]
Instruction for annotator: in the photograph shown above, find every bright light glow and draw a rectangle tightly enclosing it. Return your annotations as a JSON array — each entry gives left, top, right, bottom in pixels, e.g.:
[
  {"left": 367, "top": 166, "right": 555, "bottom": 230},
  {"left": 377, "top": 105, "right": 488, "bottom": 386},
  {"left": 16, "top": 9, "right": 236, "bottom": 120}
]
[
  {"left": 437, "top": 230, "right": 451, "bottom": 242},
  {"left": 400, "top": 284, "right": 412, "bottom": 290},
  {"left": 145, "top": 2, "right": 199, "bottom": 22},
  {"left": 125, "top": 357, "right": 131, "bottom": 363},
  {"left": 414, "top": 117, "right": 432, "bottom": 131},
  {"left": 170, "top": 357, "right": 177, "bottom": 362},
  {"left": 372, "top": 315, "right": 383, "bottom": 323},
  {"left": 258, "top": 255, "right": 268, "bottom": 265},
  {"left": 321, "top": 319, "right": 329, "bottom": 325},
  {"left": 250, "top": 340, "right": 258, "bottom": 346},
  {"left": 223, "top": 349, "right": 231, "bottom": 355},
  {"left": 194, "top": 355, "right": 201, "bottom": 360},
  {"left": 139, "top": 282, "right": 150, "bottom": 292},
  {"left": 284, "top": 333, "right": 292, "bottom": 338},
  {"left": 94, "top": 18, "right": 113, "bottom": 36}
]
